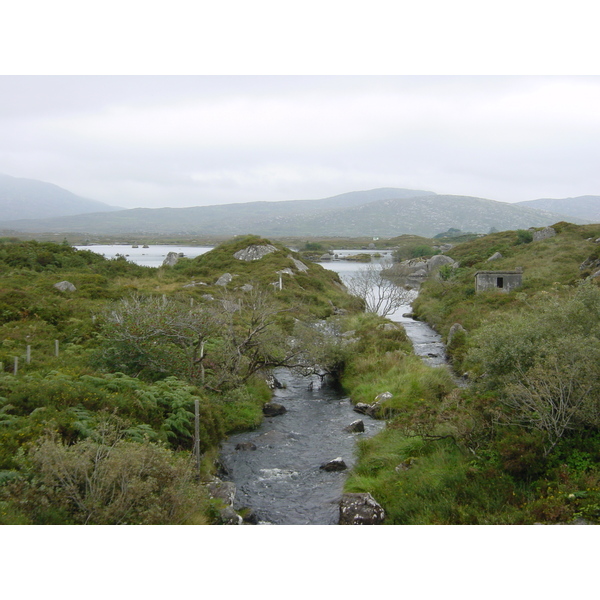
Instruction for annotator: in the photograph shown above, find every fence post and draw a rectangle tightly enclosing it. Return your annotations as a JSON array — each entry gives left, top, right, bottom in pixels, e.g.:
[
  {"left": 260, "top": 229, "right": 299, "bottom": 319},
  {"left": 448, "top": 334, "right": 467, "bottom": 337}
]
[
  {"left": 55, "top": 340, "right": 59, "bottom": 357},
  {"left": 13, "top": 357, "right": 18, "bottom": 376},
  {"left": 194, "top": 398, "right": 201, "bottom": 480},
  {"left": 26, "top": 345, "right": 31, "bottom": 364}
]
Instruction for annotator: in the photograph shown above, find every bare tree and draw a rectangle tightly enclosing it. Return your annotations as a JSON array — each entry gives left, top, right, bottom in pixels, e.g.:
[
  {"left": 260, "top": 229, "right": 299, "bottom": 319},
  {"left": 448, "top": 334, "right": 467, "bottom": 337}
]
[{"left": 345, "top": 260, "right": 413, "bottom": 317}]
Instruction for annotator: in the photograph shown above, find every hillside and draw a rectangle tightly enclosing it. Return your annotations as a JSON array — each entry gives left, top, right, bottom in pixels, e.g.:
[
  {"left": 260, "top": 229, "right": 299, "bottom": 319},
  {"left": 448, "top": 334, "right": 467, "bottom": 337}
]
[
  {"left": 0, "top": 173, "right": 121, "bottom": 220},
  {"left": 516, "top": 195, "right": 600, "bottom": 222},
  {"left": 0, "top": 189, "right": 585, "bottom": 237}
]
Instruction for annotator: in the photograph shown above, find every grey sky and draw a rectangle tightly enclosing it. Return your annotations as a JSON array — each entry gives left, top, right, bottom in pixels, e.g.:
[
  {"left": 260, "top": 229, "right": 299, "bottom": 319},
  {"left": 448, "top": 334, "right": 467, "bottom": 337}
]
[{"left": 2, "top": 75, "right": 600, "bottom": 209}]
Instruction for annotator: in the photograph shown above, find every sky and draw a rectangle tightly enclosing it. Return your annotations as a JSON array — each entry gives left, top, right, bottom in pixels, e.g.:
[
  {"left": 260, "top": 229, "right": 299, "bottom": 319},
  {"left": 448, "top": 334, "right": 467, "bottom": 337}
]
[
  {"left": 2, "top": 2, "right": 600, "bottom": 211},
  {"left": 2, "top": 75, "right": 600, "bottom": 210}
]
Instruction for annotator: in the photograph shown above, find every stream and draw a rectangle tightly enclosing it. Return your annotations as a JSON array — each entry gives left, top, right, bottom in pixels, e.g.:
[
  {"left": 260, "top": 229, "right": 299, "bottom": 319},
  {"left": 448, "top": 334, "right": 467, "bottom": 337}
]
[{"left": 219, "top": 253, "right": 451, "bottom": 524}]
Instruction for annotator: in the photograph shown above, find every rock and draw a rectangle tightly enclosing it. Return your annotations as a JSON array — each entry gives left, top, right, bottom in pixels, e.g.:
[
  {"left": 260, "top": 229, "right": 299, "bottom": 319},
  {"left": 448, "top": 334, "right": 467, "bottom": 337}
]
[
  {"left": 320, "top": 457, "right": 347, "bottom": 472},
  {"left": 215, "top": 273, "right": 233, "bottom": 286},
  {"left": 234, "top": 244, "right": 278, "bottom": 261},
  {"left": 54, "top": 281, "right": 76, "bottom": 292},
  {"left": 263, "top": 402, "right": 287, "bottom": 417},
  {"left": 218, "top": 506, "right": 243, "bottom": 525},
  {"left": 277, "top": 268, "right": 294, "bottom": 276},
  {"left": 264, "top": 374, "right": 283, "bottom": 389},
  {"left": 447, "top": 322, "right": 467, "bottom": 345},
  {"left": 395, "top": 457, "right": 417, "bottom": 472},
  {"left": 242, "top": 509, "right": 260, "bottom": 524},
  {"left": 353, "top": 403, "right": 371, "bottom": 415},
  {"left": 207, "top": 480, "right": 237, "bottom": 506},
  {"left": 162, "top": 251, "right": 180, "bottom": 267},
  {"left": 487, "top": 252, "right": 503, "bottom": 261},
  {"left": 240, "top": 283, "right": 254, "bottom": 292},
  {"left": 374, "top": 392, "right": 393, "bottom": 402},
  {"left": 591, "top": 269, "right": 600, "bottom": 279},
  {"left": 344, "top": 419, "right": 365, "bottom": 433},
  {"left": 288, "top": 256, "right": 309, "bottom": 272},
  {"left": 533, "top": 227, "right": 556, "bottom": 242},
  {"left": 235, "top": 442, "right": 257, "bottom": 451},
  {"left": 339, "top": 492, "right": 385, "bottom": 525},
  {"left": 182, "top": 281, "right": 206, "bottom": 288},
  {"left": 426, "top": 254, "right": 457, "bottom": 272}
]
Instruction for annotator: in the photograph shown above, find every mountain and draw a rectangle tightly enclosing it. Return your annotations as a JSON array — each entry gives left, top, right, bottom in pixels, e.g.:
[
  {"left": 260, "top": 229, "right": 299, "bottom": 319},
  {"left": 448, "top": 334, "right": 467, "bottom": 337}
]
[
  {"left": 0, "top": 187, "right": 437, "bottom": 235},
  {"left": 0, "top": 173, "right": 121, "bottom": 221},
  {"left": 515, "top": 196, "right": 600, "bottom": 222},
  {"left": 0, "top": 186, "right": 589, "bottom": 238}
]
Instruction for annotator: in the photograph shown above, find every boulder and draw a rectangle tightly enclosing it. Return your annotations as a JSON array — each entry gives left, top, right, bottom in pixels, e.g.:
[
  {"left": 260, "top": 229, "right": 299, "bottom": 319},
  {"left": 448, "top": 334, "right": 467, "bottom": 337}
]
[
  {"left": 426, "top": 254, "right": 457, "bottom": 272},
  {"left": 54, "top": 281, "right": 76, "bottom": 292},
  {"left": 162, "top": 251, "right": 180, "bottom": 267},
  {"left": 235, "top": 442, "right": 257, "bottom": 451},
  {"left": 447, "top": 322, "right": 467, "bottom": 345},
  {"left": 320, "top": 457, "right": 347, "bottom": 472},
  {"left": 339, "top": 492, "right": 385, "bottom": 525},
  {"left": 207, "top": 480, "right": 237, "bottom": 506},
  {"left": 234, "top": 244, "right": 278, "bottom": 261},
  {"left": 218, "top": 505, "right": 243, "bottom": 525},
  {"left": 374, "top": 391, "right": 393, "bottom": 402},
  {"left": 487, "top": 252, "right": 503, "bottom": 261},
  {"left": 344, "top": 419, "right": 365, "bottom": 433},
  {"left": 353, "top": 403, "right": 371, "bottom": 415},
  {"left": 263, "top": 402, "right": 287, "bottom": 417}
]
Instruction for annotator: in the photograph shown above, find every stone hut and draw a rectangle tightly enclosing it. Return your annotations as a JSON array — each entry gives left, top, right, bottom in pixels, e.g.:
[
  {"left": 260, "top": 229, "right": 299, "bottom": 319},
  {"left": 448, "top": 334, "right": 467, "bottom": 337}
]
[{"left": 475, "top": 270, "right": 523, "bottom": 293}]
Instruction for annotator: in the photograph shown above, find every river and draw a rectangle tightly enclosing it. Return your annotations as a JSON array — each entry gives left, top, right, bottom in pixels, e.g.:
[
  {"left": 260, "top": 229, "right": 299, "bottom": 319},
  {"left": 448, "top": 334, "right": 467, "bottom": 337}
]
[{"left": 79, "top": 244, "right": 448, "bottom": 523}]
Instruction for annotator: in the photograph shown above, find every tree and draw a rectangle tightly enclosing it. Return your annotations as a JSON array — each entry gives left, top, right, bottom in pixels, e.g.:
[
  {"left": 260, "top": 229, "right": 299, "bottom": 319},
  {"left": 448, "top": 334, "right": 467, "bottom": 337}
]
[{"left": 345, "top": 260, "right": 413, "bottom": 317}]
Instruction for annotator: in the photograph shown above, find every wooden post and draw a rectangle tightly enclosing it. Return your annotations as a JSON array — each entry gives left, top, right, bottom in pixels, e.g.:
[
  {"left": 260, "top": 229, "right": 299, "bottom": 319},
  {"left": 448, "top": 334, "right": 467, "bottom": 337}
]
[
  {"left": 194, "top": 398, "right": 201, "bottom": 480},
  {"left": 55, "top": 340, "right": 59, "bottom": 357},
  {"left": 279, "top": 275, "right": 283, "bottom": 290},
  {"left": 13, "top": 357, "right": 18, "bottom": 376},
  {"left": 26, "top": 345, "right": 31, "bottom": 364}
]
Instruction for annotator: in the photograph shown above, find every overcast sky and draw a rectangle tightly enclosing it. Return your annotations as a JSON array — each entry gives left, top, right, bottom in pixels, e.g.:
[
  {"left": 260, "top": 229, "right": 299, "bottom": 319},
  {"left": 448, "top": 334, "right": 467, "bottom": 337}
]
[{"left": 2, "top": 75, "right": 600, "bottom": 209}]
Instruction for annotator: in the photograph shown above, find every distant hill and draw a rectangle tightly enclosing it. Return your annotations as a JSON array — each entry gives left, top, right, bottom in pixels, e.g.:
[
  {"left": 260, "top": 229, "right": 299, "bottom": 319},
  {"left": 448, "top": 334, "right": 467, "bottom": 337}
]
[
  {"left": 0, "top": 187, "right": 437, "bottom": 235},
  {"left": 0, "top": 186, "right": 590, "bottom": 238},
  {"left": 0, "top": 173, "right": 121, "bottom": 221},
  {"left": 515, "top": 196, "right": 600, "bottom": 222}
]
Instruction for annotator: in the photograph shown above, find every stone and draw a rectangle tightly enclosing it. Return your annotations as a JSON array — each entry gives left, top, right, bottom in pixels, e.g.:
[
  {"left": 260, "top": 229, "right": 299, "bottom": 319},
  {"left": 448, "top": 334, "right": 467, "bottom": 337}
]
[
  {"left": 235, "top": 442, "right": 257, "bottom": 451},
  {"left": 234, "top": 244, "right": 278, "bottom": 261},
  {"left": 487, "top": 252, "right": 503, "bottom": 261},
  {"left": 374, "top": 391, "right": 393, "bottom": 402},
  {"left": 320, "top": 457, "right": 347, "bottom": 472},
  {"left": 288, "top": 256, "right": 309, "bottom": 272},
  {"left": 207, "top": 480, "right": 237, "bottom": 506},
  {"left": 447, "top": 322, "right": 467, "bottom": 345},
  {"left": 240, "top": 283, "right": 254, "bottom": 292},
  {"left": 426, "top": 254, "right": 457, "bottom": 272},
  {"left": 215, "top": 273, "right": 233, "bottom": 286},
  {"left": 353, "top": 403, "right": 371, "bottom": 415},
  {"left": 533, "top": 226, "right": 556, "bottom": 242},
  {"left": 262, "top": 402, "right": 287, "bottom": 417},
  {"left": 339, "top": 492, "right": 385, "bottom": 525},
  {"left": 54, "top": 281, "right": 76, "bottom": 292},
  {"left": 344, "top": 419, "right": 365, "bottom": 433},
  {"left": 162, "top": 251, "right": 180, "bottom": 266},
  {"left": 218, "top": 506, "right": 243, "bottom": 525}
]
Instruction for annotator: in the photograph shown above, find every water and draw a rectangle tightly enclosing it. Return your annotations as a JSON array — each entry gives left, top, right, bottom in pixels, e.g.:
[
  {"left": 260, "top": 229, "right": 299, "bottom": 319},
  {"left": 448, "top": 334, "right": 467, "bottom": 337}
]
[
  {"left": 319, "top": 257, "right": 448, "bottom": 368},
  {"left": 74, "top": 244, "right": 212, "bottom": 267},
  {"left": 220, "top": 370, "right": 385, "bottom": 524}
]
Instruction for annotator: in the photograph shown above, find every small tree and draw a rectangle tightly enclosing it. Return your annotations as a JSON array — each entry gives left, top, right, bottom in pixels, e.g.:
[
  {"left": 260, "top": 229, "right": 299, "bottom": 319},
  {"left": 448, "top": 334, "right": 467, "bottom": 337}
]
[{"left": 345, "top": 260, "right": 412, "bottom": 317}]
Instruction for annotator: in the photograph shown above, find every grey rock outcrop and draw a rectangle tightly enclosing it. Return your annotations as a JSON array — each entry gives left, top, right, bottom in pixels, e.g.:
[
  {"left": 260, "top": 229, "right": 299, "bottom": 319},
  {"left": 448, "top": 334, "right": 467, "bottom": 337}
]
[
  {"left": 487, "top": 252, "right": 503, "bottom": 261},
  {"left": 533, "top": 226, "right": 556, "bottom": 242},
  {"left": 288, "top": 256, "right": 309, "bottom": 272},
  {"left": 427, "top": 254, "right": 457, "bottom": 272},
  {"left": 215, "top": 273, "right": 233, "bottom": 286},
  {"left": 339, "top": 492, "right": 385, "bottom": 525},
  {"left": 207, "top": 479, "right": 243, "bottom": 525},
  {"left": 320, "top": 457, "right": 347, "bottom": 472},
  {"left": 54, "top": 281, "right": 76, "bottom": 292},
  {"left": 162, "top": 251, "right": 180, "bottom": 267},
  {"left": 234, "top": 244, "right": 278, "bottom": 261}
]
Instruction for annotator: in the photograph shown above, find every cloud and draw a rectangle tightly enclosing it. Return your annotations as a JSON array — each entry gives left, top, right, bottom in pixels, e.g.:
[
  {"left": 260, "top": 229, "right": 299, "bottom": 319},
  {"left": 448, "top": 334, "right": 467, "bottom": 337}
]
[{"left": 1, "top": 76, "right": 600, "bottom": 208}]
